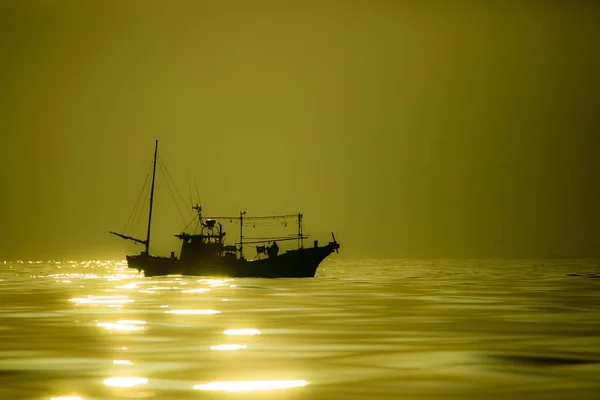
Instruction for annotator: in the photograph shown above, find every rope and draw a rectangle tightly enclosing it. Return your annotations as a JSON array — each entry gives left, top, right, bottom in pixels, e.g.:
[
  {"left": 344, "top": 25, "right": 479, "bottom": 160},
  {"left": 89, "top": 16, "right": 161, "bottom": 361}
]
[
  {"left": 158, "top": 155, "right": 193, "bottom": 217},
  {"left": 122, "top": 161, "right": 152, "bottom": 234},
  {"left": 157, "top": 160, "right": 188, "bottom": 227},
  {"left": 181, "top": 215, "right": 197, "bottom": 233},
  {"left": 187, "top": 170, "right": 194, "bottom": 209},
  {"left": 132, "top": 184, "right": 150, "bottom": 236}
]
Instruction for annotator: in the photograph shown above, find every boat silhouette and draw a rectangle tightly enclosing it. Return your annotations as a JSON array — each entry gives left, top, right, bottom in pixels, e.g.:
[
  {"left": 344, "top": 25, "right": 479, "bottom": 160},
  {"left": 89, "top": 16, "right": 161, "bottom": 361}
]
[{"left": 110, "top": 141, "right": 340, "bottom": 277}]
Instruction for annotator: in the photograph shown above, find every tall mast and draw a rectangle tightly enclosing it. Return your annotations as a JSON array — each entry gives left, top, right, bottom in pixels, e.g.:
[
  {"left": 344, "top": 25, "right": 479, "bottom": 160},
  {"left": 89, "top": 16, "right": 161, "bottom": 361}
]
[
  {"left": 239, "top": 210, "right": 246, "bottom": 259},
  {"left": 298, "top": 213, "right": 303, "bottom": 249},
  {"left": 145, "top": 140, "right": 158, "bottom": 255}
]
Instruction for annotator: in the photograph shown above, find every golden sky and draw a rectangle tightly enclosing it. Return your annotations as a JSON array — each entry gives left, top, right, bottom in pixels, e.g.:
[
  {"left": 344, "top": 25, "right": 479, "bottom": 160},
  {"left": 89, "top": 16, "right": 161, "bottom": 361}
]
[{"left": 1, "top": 1, "right": 598, "bottom": 259}]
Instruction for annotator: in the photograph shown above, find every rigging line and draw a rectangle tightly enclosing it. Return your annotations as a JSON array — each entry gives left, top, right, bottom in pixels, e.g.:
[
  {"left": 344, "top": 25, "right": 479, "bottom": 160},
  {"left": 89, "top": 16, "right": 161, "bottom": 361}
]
[
  {"left": 240, "top": 221, "right": 288, "bottom": 227},
  {"left": 158, "top": 155, "right": 192, "bottom": 217},
  {"left": 187, "top": 170, "right": 193, "bottom": 209},
  {"left": 237, "top": 237, "right": 306, "bottom": 245},
  {"left": 130, "top": 158, "right": 155, "bottom": 233},
  {"left": 161, "top": 162, "right": 192, "bottom": 224},
  {"left": 181, "top": 215, "right": 197, "bottom": 233},
  {"left": 122, "top": 165, "right": 152, "bottom": 234},
  {"left": 131, "top": 162, "right": 153, "bottom": 237},
  {"left": 132, "top": 186, "right": 150, "bottom": 237},
  {"left": 202, "top": 215, "right": 298, "bottom": 221},
  {"left": 123, "top": 170, "right": 150, "bottom": 235},
  {"left": 157, "top": 160, "right": 185, "bottom": 224},
  {"left": 157, "top": 160, "right": 188, "bottom": 227},
  {"left": 162, "top": 156, "right": 191, "bottom": 214},
  {"left": 243, "top": 236, "right": 310, "bottom": 240}
]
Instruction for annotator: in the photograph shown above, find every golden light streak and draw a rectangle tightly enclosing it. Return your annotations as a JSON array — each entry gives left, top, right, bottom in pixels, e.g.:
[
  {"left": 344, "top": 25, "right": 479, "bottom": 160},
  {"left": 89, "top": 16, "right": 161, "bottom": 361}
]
[
  {"left": 51, "top": 396, "right": 84, "bottom": 400},
  {"left": 181, "top": 288, "right": 210, "bottom": 293},
  {"left": 165, "top": 310, "right": 220, "bottom": 315},
  {"left": 210, "top": 344, "right": 247, "bottom": 351},
  {"left": 115, "top": 283, "right": 139, "bottom": 289},
  {"left": 193, "top": 380, "right": 308, "bottom": 392},
  {"left": 69, "top": 295, "right": 134, "bottom": 305},
  {"left": 103, "top": 377, "right": 148, "bottom": 387},
  {"left": 198, "top": 279, "right": 231, "bottom": 286},
  {"left": 223, "top": 329, "right": 261, "bottom": 336},
  {"left": 97, "top": 322, "right": 142, "bottom": 332}
]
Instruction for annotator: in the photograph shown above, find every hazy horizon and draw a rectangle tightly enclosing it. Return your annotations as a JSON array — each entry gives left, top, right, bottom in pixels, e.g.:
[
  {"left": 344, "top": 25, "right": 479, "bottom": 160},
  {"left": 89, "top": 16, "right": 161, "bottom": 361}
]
[{"left": 1, "top": 1, "right": 598, "bottom": 260}]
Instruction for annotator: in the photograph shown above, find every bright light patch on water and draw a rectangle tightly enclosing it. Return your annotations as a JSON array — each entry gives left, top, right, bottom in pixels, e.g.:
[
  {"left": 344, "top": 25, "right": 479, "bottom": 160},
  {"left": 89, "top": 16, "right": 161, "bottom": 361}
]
[
  {"left": 6, "top": 259, "right": 600, "bottom": 399},
  {"left": 103, "top": 377, "right": 148, "bottom": 387},
  {"left": 97, "top": 322, "right": 142, "bottom": 332},
  {"left": 51, "top": 396, "right": 84, "bottom": 400},
  {"left": 181, "top": 288, "right": 210, "bottom": 293},
  {"left": 117, "top": 320, "right": 146, "bottom": 325},
  {"left": 210, "top": 344, "right": 247, "bottom": 351},
  {"left": 224, "top": 329, "right": 261, "bottom": 336},
  {"left": 193, "top": 380, "right": 308, "bottom": 392},
  {"left": 69, "top": 295, "right": 134, "bottom": 305},
  {"left": 198, "top": 278, "right": 231, "bottom": 286},
  {"left": 165, "top": 310, "right": 220, "bottom": 315},
  {"left": 115, "top": 283, "right": 138, "bottom": 289}
]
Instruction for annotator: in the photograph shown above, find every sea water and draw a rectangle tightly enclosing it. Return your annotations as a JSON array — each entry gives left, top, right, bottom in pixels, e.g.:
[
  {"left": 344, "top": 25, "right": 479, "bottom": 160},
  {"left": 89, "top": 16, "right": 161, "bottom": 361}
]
[{"left": 0, "top": 259, "right": 599, "bottom": 399}]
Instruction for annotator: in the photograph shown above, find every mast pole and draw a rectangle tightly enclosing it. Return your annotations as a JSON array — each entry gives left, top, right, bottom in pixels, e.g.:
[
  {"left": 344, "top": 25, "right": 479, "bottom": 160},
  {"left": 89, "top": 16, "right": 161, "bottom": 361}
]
[
  {"left": 298, "top": 213, "right": 303, "bottom": 249},
  {"left": 239, "top": 210, "right": 246, "bottom": 259},
  {"left": 145, "top": 140, "right": 158, "bottom": 255}
]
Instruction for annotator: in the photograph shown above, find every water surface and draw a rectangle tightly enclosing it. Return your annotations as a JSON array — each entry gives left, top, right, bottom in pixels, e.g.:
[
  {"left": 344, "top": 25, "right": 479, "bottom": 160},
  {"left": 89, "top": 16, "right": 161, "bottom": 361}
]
[{"left": 1, "top": 259, "right": 599, "bottom": 399}]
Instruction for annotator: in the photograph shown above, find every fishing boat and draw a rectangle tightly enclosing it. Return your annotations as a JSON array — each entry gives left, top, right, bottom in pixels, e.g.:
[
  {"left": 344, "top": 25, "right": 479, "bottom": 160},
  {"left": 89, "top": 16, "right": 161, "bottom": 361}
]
[{"left": 110, "top": 140, "right": 340, "bottom": 277}]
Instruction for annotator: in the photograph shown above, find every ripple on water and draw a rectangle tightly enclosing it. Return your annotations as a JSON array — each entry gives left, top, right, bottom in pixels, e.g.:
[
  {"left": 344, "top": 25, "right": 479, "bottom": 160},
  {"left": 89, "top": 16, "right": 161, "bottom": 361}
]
[{"left": 1, "top": 259, "right": 600, "bottom": 399}]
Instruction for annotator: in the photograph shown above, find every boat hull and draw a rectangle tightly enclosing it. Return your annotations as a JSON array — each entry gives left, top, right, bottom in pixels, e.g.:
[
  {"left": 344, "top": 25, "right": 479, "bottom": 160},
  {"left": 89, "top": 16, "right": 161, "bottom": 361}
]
[{"left": 126, "top": 243, "right": 338, "bottom": 278}]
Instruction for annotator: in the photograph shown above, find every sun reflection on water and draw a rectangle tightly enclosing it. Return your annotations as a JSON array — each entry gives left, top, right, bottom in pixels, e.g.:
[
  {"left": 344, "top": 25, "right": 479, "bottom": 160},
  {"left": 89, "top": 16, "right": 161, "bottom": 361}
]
[
  {"left": 165, "top": 310, "right": 220, "bottom": 315},
  {"left": 51, "top": 396, "right": 84, "bottom": 400},
  {"left": 224, "top": 329, "right": 261, "bottom": 336},
  {"left": 181, "top": 288, "right": 210, "bottom": 293},
  {"left": 197, "top": 278, "right": 231, "bottom": 287},
  {"left": 97, "top": 322, "right": 144, "bottom": 332},
  {"left": 69, "top": 295, "right": 134, "bottom": 305},
  {"left": 117, "top": 320, "right": 146, "bottom": 325},
  {"left": 103, "top": 377, "right": 148, "bottom": 387},
  {"left": 210, "top": 344, "right": 247, "bottom": 351},
  {"left": 115, "top": 282, "right": 139, "bottom": 289},
  {"left": 193, "top": 380, "right": 308, "bottom": 392}
]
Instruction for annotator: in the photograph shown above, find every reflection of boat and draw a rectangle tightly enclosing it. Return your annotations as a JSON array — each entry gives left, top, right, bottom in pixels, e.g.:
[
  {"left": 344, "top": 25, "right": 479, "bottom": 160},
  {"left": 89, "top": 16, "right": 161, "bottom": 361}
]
[{"left": 110, "top": 141, "right": 340, "bottom": 278}]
